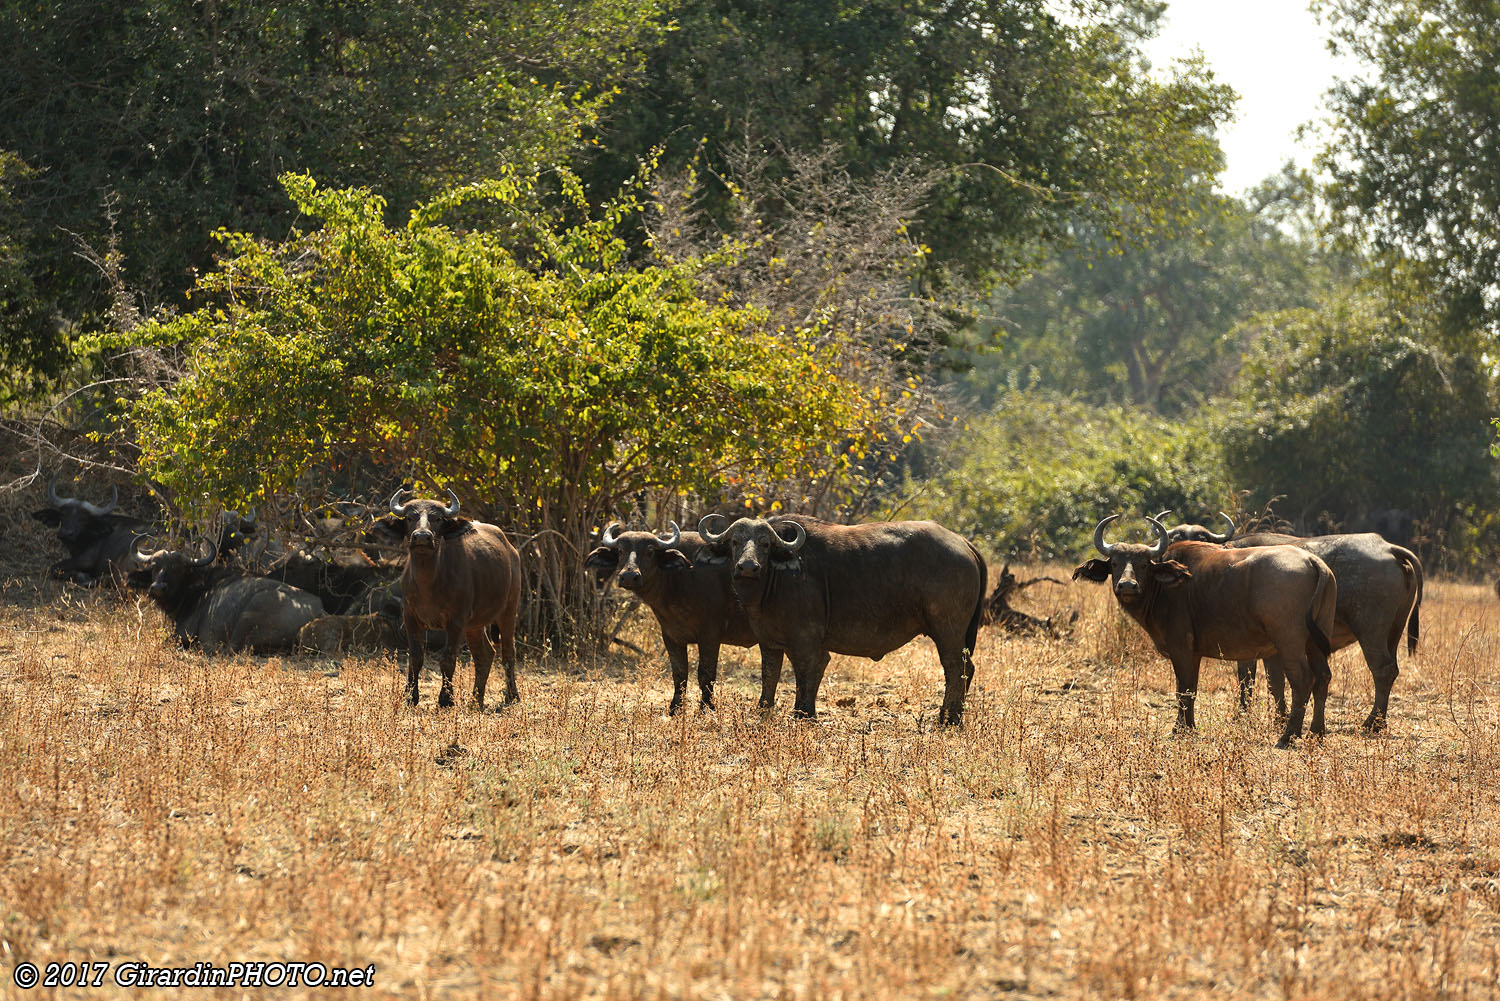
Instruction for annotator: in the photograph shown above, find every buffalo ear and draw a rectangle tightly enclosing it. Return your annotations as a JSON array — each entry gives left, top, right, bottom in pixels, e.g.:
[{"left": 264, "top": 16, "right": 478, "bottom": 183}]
[
  {"left": 31, "top": 509, "right": 61, "bottom": 526},
  {"left": 1151, "top": 560, "right": 1191, "bottom": 587},
  {"left": 371, "top": 515, "right": 408, "bottom": 541},
  {"left": 584, "top": 547, "right": 619, "bottom": 583},
  {"left": 1072, "top": 559, "right": 1111, "bottom": 582},
  {"left": 440, "top": 515, "right": 472, "bottom": 537},
  {"left": 658, "top": 548, "right": 693, "bottom": 572}
]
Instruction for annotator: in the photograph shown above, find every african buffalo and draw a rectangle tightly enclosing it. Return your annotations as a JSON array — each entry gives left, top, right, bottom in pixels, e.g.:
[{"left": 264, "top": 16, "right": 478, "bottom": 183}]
[
  {"left": 135, "top": 539, "right": 326, "bottom": 653},
  {"left": 699, "top": 515, "right": 987, "bottom": 725},
  {"left": 297, "top": 612, "right": 403, "bottom": 655},
  {"left": 1073, "top": 515, "right": 1337, "bottom": 748},
  {"left": 31, "top": 475, "right": 151, "bottom": 585},
  {"left": 264, "top": 550, "right": 395, "bottom": 615},
  {"left": 585, "top": 521, "right": 772, "bottom": 715},
  {"left": 380, "top": 488, "right": 522, "bottom": 709},
  {"left": 1162, "top": 513, "right": 1422, "bottom": 731}
]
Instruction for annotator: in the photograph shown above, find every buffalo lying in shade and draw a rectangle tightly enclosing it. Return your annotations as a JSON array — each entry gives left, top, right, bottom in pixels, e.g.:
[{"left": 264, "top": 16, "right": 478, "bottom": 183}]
[
  {"left": 1162, "top": 512, "right": 1422, "bottom": 731},
  {"left": 136, "top": 539, "right": 326, "bottom": 654},
  {"left": 586, "top": 521, "right": 772, "bottom": 715},
  {"left": 699, "top": 514, "right": 987, "bottom": 725},
  {"left": 31, "top": 475, "right": 152, "bottom": 586},
  {"left": 297, "top": 613, "right": 403, "bottom": 655},
  {"left": 1074, "top": 515, "right": 1337, "bottom": 748}
]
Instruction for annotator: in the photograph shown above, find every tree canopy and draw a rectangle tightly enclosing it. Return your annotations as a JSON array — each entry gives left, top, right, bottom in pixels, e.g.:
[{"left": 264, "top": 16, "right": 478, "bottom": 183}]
[{"left": 1318, "top": 0, "right": 1500, "bottom": 336}]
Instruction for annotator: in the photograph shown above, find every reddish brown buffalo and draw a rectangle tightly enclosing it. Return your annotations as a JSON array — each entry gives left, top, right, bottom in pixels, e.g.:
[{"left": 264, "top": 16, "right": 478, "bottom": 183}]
[
  {"left": 381, "top": 489, "right": 522, "bottom": 709},
  {"left": 1160, "top": 513, "right": 1423, "bottom": 731},
  {"left": 1073, "top": 515, "right": 1337, "bottom": 748}
]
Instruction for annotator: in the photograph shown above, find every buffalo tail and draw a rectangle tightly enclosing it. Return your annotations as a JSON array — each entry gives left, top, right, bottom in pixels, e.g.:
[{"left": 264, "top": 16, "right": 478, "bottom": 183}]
[
  {"left": 1397, "top": 547, "right": 1423, "bottom": 656},
  {"left": 964, "top": 543, "right": 987, "bottom": 664},
  {"left": 1306, "top": 566, "right": 1335, "bottom": 683}
]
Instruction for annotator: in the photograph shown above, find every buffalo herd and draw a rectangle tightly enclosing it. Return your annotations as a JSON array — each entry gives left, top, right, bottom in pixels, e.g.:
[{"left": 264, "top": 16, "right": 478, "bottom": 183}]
[{"left": 31, "top": 474, "right": 1428, "bottom": 744}]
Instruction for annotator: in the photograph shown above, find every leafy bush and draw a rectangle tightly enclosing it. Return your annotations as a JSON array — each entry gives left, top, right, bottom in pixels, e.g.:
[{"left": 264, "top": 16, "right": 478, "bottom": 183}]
[
  {"left": 98, "top": 171, "right": 890, "bottom": 646},
  {"left": 914, "top": 389, "right": 1233, "bottom": 561},
  {"left": 1222, "top": 282, "right": 1499, "bottom": 556}
]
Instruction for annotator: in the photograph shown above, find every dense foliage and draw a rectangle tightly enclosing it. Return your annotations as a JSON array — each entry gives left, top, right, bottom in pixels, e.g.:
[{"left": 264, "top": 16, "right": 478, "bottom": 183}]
[
  {"left": 963, "top": 170, "right": 1331, "bottom": 413},
  {"left": 587, "top": 0, "right": 1235, "bottom": 291},
  {"left": 913, "top": 389, "right": 1233, "bottom": 559},
  {"left": 0, "top": 0, "right": 666, "bottom": 353},
  {"left": 110, "top": 172, "right": 887, "bottom": 529},
  {"left": 1319, "top": 0, "right": 1500, "bottom": 336},
  {"left": 1222, "top": 278, "right": 1499, "bottom": 560}
]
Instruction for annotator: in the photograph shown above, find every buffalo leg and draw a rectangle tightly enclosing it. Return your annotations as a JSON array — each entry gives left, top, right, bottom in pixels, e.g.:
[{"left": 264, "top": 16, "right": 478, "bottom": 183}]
[
  {"left": 467, "top": 625, "right": 494, "bottom": 710},
  {"left": 436, "top": 624, "right": 464, "bottom": 708},
  {"left": 697, "top": 642, "right": 720, "bottom": 711},
  {"left": 757, "top": 648, "right": 785, "bottom": 711},
  {"left": 1264, "top": 658, "right": 1289, "bottom": 720},
  {"left": 1235, "top": 660, "right": 1257, "bottom": 712},
  {"left": 938, "top": 639, "right": 970, "bottom": 726},
  {"left": 665, "top": 640, "right": 692, "bottom": 716},
  {"left": 1276, "top": 657, "right": 1315, "bottom": 748},
  {"left": 1170, "top": 655, "right": 1201, "bottom": 732},
  {"left": 404, "top": 614, "right": 426, "bottom": 706},
  {"left": 791, "top": 650, "right": 830, "bottom": 720},
  {"left": 1358, "top": 633, "right": 1399, "bottom": 733},
  {"left": 496, "top": 618, "right": 519, "bottom": 705}
]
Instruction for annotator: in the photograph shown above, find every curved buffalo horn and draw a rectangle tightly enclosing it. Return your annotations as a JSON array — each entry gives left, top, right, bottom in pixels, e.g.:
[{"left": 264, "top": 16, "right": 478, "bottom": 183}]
[
  {"left": 131, "top": 533, "right": 169, "bottom": 566},
  {"left": 80, "top": 486, "right": 119, "bottom": 517},
  {"left": 600, "top": 522, "right": 624, "bottom": 548},
  {"left": 773, "top": 519, "right": 806, "bottom": 553},
  {"left": 190, "top": 538, "right": 218, "bottom": 566},
  {"left": 443, "top": 488, "right": 460, "bottom": 517},
  {"left": 47, "top": 474, "right": 70, "bottom": 508},
  {"left": 389, "top": 487, "right": 412, "bottom": 517},
  {"left": 1145, "top": 515, "right": 1169, "bottom": 559},
  {"left": 656, "top": 521, "right": 681, "bottom": 548},
  {"left": 698, "top": 513, "right": 731, "bottom": 545},
  {"left": 1154, "top": 510, "right": 1173, "bottom": 525},
  {"left": 1093, "top": 515, "right": 1121, "bottom": 557},
  {"left": 1205, "top": 511, "right": 1236, "bottom": 543}
]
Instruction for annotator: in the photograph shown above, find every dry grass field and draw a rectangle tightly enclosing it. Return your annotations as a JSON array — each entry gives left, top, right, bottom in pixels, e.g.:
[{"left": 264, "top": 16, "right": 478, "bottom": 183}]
[{"left": 1, "top": 566, "right": 1498, "bottom": 1000}]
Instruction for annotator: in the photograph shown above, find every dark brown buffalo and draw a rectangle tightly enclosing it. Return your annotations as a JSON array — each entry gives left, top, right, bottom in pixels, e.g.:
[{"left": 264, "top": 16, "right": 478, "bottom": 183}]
[
  {"left": 135, "top": 539, "right": 326, "bottom": 653},
  {"left": 31, "top": 475, "right": 152, "bottom": 585},
  {"left": 1073, "top": 515, "right": 1337, "bottom": 747},
  {"left": 380, "top": 489, "right": 522, "bottom": 709},
  {"left": 1162, "top": 513, "right": 1422, "bottom": 731},
  {"left": 264, "top": 550, "right": 395, "bottom": 615},
  {"left": 585, "top": 521, "right": 772, "bottom": 715},
  {"left": 699, "top": 514, "right": 987, "bottom": 725}
]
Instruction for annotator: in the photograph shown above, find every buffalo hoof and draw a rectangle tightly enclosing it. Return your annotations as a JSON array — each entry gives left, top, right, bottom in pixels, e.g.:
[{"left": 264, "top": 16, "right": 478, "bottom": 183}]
[
  {"left": 1361, "top": 714, "right": 1387, "bottom": 735},
  {"left": 437, "top": 693, "right": 455, "bottom": 709}
]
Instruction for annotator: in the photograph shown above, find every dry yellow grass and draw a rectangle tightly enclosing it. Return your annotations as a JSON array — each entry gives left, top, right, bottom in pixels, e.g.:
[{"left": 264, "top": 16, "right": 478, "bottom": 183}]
[{"left": 1, "top": 568, "right": 1498, "bottom": 999}]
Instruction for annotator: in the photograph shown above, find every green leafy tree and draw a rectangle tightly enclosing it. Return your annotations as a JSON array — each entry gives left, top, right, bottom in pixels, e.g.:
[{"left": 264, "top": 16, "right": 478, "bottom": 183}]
[
  {"left": 1318, "top": 0, "right": 1500, "bottom": 336},
  {"left": 913, "top": 388, "right": 1232, "bottom": 560},
  {"left": 587, "top": 0, "right": 1234, "bottom": 292},
  {"left": 102, "top": 171, "right": 893, "bottom": 646},
  {"left": 962, "top": 167, "right": 1329, "bottom": 413},
  {"left": 0, "top": 0, "right": 666, "bottom": 353},
  {"left": 1223, "top": 275, "right": 1499, "bottom": 551},
  {"left": 0, "top": 151, "right": 62, "bottom": 406}
]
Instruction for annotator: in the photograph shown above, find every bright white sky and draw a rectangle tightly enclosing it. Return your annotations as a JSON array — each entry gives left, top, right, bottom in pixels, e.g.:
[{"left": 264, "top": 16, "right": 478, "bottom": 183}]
[{"left": 1141, "top": 0, "right": 1364, "bottom": 195}]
